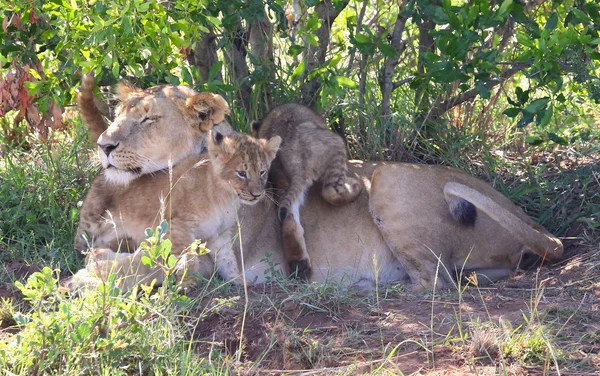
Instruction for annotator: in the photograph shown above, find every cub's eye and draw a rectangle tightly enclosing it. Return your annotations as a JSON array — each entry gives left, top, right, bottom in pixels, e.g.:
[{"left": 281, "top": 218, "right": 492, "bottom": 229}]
[
  {"left": 237, "top": 170, "right": 247, "bottom": 178},
  {"left": 260, "top": 170, "right": 267, "bottom": 177},
  {"left": 140, "top": 116, "right": 151, "bottom": 124}
]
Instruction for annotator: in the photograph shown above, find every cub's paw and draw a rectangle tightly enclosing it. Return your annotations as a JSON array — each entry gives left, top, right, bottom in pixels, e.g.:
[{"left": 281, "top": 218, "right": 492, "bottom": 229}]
[
  {"left": 322, "top": 177, "right": 363, "bottom": 206},
  {"left": 288, "top": 259, "right": 312, "bottom": 281},
  {"left": 278, "top": 205, "right": 289, "bottom": 222}
]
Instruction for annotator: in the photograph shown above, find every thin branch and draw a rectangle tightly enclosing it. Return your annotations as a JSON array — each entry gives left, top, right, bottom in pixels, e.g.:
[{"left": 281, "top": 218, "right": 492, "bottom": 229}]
[
  {"left": 437, "top": 62, "right": 531, "bottom": 113},
  {"left": 392, "top": 75, "right": 415, "bottom": 90}
]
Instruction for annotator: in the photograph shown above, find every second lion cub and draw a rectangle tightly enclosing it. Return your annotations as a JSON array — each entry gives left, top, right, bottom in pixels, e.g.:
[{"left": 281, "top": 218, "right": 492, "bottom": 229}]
[{"left": 252, "top": 103, "right": 363, "bottom": 279}]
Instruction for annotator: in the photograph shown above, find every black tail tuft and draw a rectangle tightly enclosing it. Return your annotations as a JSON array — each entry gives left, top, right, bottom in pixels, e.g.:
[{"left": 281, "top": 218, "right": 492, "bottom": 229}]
[{"left": 448, "top": 197, "right": 477, "bottom": 226}]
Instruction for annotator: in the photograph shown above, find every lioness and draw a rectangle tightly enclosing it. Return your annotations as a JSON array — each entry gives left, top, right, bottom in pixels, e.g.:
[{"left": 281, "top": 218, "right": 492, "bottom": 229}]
[
  {"left": 73, "top": 81, "right": 563, "bottom": 291},
  {"left": 73, "top": 76, "right": 280, "bottom": 289}
]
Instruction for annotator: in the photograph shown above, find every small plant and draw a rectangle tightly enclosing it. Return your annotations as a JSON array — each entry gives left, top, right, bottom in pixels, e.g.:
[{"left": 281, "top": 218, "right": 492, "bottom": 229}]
[{"left": 0, "top": 224, "right": 222, "bottom": 375}]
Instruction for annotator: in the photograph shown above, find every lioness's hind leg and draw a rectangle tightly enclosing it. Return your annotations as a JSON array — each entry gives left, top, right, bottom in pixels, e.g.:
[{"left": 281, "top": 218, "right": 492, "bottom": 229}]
[{"left": 282, "top": 204, "right": 311, "bottom": 280}]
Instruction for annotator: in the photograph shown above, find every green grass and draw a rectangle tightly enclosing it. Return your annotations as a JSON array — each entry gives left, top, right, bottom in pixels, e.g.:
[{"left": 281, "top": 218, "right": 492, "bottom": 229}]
[{"left": 0, "top": 123, "right": 95, "bottom": 273}]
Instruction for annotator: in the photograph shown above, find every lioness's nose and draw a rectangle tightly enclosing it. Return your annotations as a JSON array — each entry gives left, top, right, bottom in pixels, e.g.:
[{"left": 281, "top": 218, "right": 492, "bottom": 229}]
[{"left": 98, "top": 141, "right": 119, "bottom": 157}]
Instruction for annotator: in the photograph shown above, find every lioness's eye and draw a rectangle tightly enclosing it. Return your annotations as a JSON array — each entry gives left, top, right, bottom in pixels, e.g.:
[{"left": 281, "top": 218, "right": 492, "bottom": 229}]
[
  {"left": 237, "top": 170, "right": 247, "bottom": 178},
  {"left": 140, "top": 116, "right": 151, "bottom": 124},
  {"left": 260, "top": 170, "right": 267, "bottom": 177}
]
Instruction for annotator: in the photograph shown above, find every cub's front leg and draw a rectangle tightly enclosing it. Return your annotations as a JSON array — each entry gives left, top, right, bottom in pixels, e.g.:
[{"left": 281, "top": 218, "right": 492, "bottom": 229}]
[{"left": 206, "top": 228, "right": 249, "bottom": 284}]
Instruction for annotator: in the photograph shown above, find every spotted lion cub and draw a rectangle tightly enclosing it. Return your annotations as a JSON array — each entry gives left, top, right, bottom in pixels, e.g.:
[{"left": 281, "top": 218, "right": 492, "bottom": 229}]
[
  {"left": 73, "top": 130, "right": 281, "bottom": 291},
  {"left": 252, "top": 103, "right": 363, "bottom": 279}
]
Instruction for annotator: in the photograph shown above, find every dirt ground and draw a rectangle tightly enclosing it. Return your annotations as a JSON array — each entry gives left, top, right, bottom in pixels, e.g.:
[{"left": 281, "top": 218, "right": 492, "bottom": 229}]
[
  {"left": 1, "top": 239, "right": 599, "bottom": 375},
  {"left": 187, "top": 237, "right": 600, "bottom": 375}
]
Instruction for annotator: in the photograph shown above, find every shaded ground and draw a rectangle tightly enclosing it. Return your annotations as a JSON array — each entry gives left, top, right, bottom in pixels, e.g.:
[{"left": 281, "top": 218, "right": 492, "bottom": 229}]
[{"left": 186, "top": 236, "right": 600, "bottom": 375}]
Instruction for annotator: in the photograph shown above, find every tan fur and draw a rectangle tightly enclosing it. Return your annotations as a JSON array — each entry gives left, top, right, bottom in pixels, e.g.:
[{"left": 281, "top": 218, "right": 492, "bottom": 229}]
[
  {"left": 73, "top": 95, "right": 563, "bottom": 292},
  {"left": 73, "top": 131, "right": 281, "bottom": 291},
  {"left": 238, "top": 161, "right": 563, "bottom": 291},
  {"left": 77, "top": 73, "right": 108, "bottom": 143},
  {"left": 252, "top": 103, "right": 363, "bottom": 279}
]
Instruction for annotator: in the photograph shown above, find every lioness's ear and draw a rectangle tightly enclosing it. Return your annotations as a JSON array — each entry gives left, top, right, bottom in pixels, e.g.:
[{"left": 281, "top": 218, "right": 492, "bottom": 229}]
[
  {"left": 250, "top": 120, "right": 262, "bottom": 137},
  {"left": 116, "top": 80, "right": 141, "bottom": 101},
  {"left": 262, "top": 136, "right": 281, "bottom": 161},
  {"left": 185, "top": 93, "right": 231, "bottom": 132}
]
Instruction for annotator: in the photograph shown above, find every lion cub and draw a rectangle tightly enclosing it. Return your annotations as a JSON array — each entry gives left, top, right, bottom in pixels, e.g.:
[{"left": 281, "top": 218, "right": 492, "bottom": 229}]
[
  {"left": 252, "top": 103, "right": 363, "bottom": 279},
  {"left": 73, "top": 130, "right": 281, "bottom": 291}
]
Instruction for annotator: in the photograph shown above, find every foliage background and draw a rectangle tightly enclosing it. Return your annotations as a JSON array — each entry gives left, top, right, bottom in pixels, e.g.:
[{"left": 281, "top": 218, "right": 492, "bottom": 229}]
[
  {"left": 0, "top": 1, "right": 599, "bottom": 374},
  {"left": 0, "top": 0, "right": 598, "bottom": 257}
]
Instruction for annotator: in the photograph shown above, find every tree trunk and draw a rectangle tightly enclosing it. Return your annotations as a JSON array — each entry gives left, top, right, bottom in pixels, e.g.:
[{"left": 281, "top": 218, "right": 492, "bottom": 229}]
[
  {"left": 414, "top": 2, "right": 438, "bottom": 133},
  {"left": 248, "top": 12, "right": 275, "bottom": 111},
  {"left": 380, "top": 0, "right": 412, "bottom": 119},
  {"left": 187, "top": 29, "right": 221, "bottom": 83},
  {"left": 224, "top": 17, "right": 252, "bottom": 113},
  {"left": 299, "top": 0, "right": 349, "bottom": 108}
]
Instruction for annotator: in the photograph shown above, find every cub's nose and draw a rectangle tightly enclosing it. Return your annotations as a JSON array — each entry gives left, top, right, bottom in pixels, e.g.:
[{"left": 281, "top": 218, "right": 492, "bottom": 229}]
[{"left": 98, "top": 141, "right": 119, "bottom": 157}]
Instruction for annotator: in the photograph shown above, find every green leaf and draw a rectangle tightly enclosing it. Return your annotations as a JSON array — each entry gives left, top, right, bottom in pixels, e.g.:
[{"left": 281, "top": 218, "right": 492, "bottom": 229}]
[
  {"left": 517, "top": 112, "right": 534, "bottom": 128},
  {"left": 306, "top": 33, "right": 319, "bottom": 47},
  {"left": 523, "top": 98, "right": 550, "bottom": 114},
  {"left": 516, "top": 32, "right": 533, "bottom": 48},
  {"left": 208, "top": 61, "right": 223, "bottom": 81},
  {"left": 545, "top": 13, "right": 558, "bottom": 31},
  {"left": 182, "top": 66, "right": 193, "bottom": 86},
  {"left": 498, "top": 0, "right": 513, "bottom": 16},
  {"left": 328, "top": 54, "right": 343, "bottom": 68},
  {"left": 503, "top": 108, "right": 521, "bottom": 118},
  {"left": 547, "top": 132, "right": 568, "bottom": 145},
  {"left": 378, "top": 44, "right": 397, "bottom": 58},
  {"left": 27, "top": 69, "right": 41, "bottom": 80},
  {"left": 167, "top": 255, "right": 177, "bottom": 268},
  {"left": 571, "top": 9, "right": 591, "bottom": 23},
  {"left": 291, "top": 61, "right": 305, "bottom": 81},
  {"left": 23, "top": 81, "right": 43, "bottom": 96},
  {"left": 112, "top": 63, "right": 120, "bottom": 79},
  {"left": 306, "top": 13, "right": 321, "bottom": 31},
  {"left": 141, "top": 256, "right": 152, "bottom": 267},
  {"left": 537, "top": 105, "right": 553, "bottom": 127},
  {"left": 525, "top": 135, "right": 544, "bottom": 145},
  {"left": 335, "top": 76, "right": 356, "bottom": 88},
  {"left": 476, "top": 83, "right": 491, "bottom": 99},
  {"left": 354, "top": 33, "right": 371, "bottom": 44},
  {"left": 288, "top": 44, "right": 304, "bottom": 57},
  {"left": 159, "top": 220, "right": 169, "bottom": 236}
]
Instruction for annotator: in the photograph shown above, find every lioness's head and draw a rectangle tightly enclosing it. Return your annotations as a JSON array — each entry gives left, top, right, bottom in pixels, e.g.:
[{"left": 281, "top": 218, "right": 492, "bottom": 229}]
[
  {"left": 208, "top": 130, "right": 281, "bottom": 205},
  {"left": 97, "top": 81, "right": 230, "bottom": 185}
]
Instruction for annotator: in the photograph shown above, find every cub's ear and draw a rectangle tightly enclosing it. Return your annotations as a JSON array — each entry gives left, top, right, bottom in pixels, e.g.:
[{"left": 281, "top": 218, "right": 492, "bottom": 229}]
[
  {"left": 250, "top": 120, "right": 262, "bottom": 137},
  {"left": 262, "top": 135, "right": 281, "bottom": 161},
  {"left": 207, "top": 129, "right": 233, "bottom": 158},
  {"left": 116, "top": 80, "right": 142, "bottom": 101},
  {"left": 185, "top": 93, "right": 230, "bottom": 132}
]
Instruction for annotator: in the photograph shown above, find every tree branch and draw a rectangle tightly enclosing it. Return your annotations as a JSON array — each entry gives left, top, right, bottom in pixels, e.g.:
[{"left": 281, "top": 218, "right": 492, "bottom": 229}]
[
  {"left": 300, "top": 0, "right": 349, "bottom": 107},
  {"left": 379, "top": 0, "right": 413, "bottom": 118},
  {"left": 437, "top": 62, "right": 531, "bottom": 113}
]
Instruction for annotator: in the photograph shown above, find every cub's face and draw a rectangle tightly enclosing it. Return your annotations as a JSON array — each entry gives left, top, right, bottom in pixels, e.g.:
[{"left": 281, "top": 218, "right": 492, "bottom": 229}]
[
  {"left": 97, "top": 83, "right": 230, "bottom": 185},
  {"left": 208, "top": 131, "right": 281, "bottom": 205}
]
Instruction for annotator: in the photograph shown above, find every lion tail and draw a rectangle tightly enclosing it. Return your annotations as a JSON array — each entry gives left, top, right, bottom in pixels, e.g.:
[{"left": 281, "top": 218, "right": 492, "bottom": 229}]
[
  {"left": 444, "top": 182, "right": 563, "bottom": 261},
  {"left": 78, "top": 73, "right": 108, "bottom": 144}
]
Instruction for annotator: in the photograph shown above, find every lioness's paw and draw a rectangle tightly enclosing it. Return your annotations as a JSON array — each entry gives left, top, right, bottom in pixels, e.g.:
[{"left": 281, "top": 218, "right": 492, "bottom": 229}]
[{"left": 288, "top": 259, "right": 312, "bottom": 281}]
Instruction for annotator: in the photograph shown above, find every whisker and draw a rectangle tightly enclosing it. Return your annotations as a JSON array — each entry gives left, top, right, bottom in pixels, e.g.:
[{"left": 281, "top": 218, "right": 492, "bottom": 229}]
[{"left": 265, "top": 193, "right": 280, "bottom": 206}]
